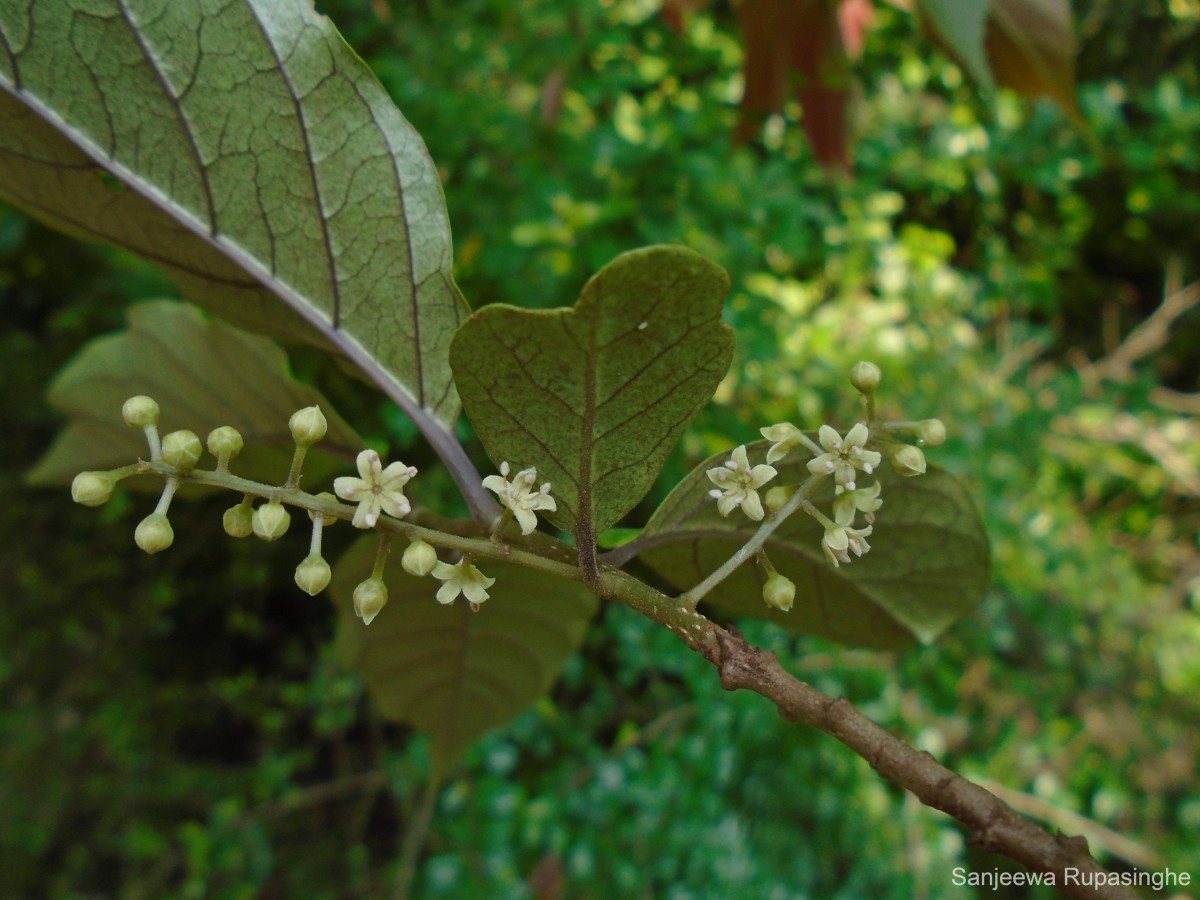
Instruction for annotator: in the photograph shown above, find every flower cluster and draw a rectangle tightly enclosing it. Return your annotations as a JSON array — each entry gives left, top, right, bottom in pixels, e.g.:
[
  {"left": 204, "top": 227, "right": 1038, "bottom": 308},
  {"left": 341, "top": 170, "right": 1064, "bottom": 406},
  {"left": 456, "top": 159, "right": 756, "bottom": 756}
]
[
  {"left": 706, "top": 445, "right": 777, "bottom": 521},
  {"left": 483, "top": 461, "right": 557, "bottom": 535},
  {"left": 698, "top": 364, "right": 944, "bottom": 612}
]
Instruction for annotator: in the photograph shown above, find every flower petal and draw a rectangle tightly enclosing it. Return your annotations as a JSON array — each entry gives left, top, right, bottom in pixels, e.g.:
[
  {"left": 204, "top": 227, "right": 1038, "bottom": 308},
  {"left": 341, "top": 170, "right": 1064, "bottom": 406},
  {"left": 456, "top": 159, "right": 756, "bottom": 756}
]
[
  {"left": 482, "top": 474, "right": 508, "bottom": 494},
  {"left": 817, "top": 425, "right": 842, "bottom": 452},
  {"left": 333, "top": 476, "right": 368, "bottom": 502},
  {"left": 716, "top": 493, "right": 740, "bottom": 517},
  {"left": 748, "top": 464, "right": 777, "bottom": 489},
  {"left": 741, "top": 490, "right": 764, "bottom": 521},
  {"left": 844, "top": 422, "right": 869, "bottom": 448},
  {"left": 513, "top": 507, "right": 537, "bottom": 535}
]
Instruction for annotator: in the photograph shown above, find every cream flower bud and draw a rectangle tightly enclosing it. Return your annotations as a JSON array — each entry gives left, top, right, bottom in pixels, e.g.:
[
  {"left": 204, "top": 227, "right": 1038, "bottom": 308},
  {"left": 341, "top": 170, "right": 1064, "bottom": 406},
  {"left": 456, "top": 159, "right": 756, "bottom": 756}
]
[
  {"left": 294, "top": 554, "right": 332, "bottom": 596},
  {"left": 915, "top": 419, "right": 946, "bottom": 447},
  {"left": 135, "top": 513, "right": 174, "bottom": 554},
  {"left": 161, "top": 430, "right": 203, "bottom": 471},
  {"left": 289, "top": 405, "right": 328, "bottom": 447},
  {"left": 252, "top": 501, "right": 291, "bottom": 541},
  {"left": 207, "top": 426, "right": 244, "bottom": 460},
  {"left": 763, "top": 573, "right": 796, "bottom": 612},
  {"left": 849, "top": 361, "right": 882, "bottom": 395},
  {"left": 122, "top": 395, "right": 160, "bottom": 428},
  {"left": 353, "top": 577, "right": 389, "bottom": 625},
  {"left": 223, "top": 503, "right": 254, "bottom": 538},
  {"left": 402, "top": 538, "right": 438, "bottom": 577},
  {"left": 71, "top": 471, "right": 115, "bottom": 507},
  {"left": 764, "top": 485, "right": 795, "bottom": 514},
  {"left": 891, "top": 444, "right": 927, "bottom": 477}
]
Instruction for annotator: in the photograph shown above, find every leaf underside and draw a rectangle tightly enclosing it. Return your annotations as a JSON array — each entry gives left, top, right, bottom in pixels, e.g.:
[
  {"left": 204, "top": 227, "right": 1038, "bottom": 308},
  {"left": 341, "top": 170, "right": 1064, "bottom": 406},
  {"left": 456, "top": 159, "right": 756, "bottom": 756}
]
[
  {"left": 27, "top": 300, "right": 363, "bottom": 489},
  {"left": 638, "top": 441, "right": 991, "bottom": 649},
  {"left": 449, "top": 245, "right": 734, "bottom": 554},
  {"left": 0, "top": 0, "right": 467, "bottom": 426},
  {"left": 332, "top": 533, "right": 597, "bottom": 778}
]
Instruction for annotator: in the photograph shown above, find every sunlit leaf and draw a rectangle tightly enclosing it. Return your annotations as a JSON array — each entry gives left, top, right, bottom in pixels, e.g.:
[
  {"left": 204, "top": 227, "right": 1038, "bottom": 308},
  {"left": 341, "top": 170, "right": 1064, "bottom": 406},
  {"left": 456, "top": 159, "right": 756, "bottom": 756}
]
[
  {"left": 27, "top": 301, "right": 363, "bottom": 490},
  {"left": 916, "top": 0, "right": 995, "bottom": 90},
  {"left": 638, "top": 442, "right": 990, "bottom": 649},
  {"left": 450, "top": 245, "right": 733, "bottom": 555},
  {"left": 0, "top": 0, "right": 467, "bottom": 428},
  {"left": 332, "top": 532, "right": 597, "bottom": 778}
]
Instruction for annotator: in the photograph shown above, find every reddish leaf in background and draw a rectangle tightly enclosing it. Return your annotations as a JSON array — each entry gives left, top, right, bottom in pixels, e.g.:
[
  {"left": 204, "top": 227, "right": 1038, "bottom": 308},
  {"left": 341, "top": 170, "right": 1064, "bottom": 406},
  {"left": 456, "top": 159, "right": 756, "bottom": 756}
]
[
  {"left": 987, "top": 0, "right": 1078, "bottom": 115},
  {"left": 735, "top": 0, "right": 859, "bottom": 172},
  {"left": 839, "top": 0, "right": 875, "bottom": 60}
]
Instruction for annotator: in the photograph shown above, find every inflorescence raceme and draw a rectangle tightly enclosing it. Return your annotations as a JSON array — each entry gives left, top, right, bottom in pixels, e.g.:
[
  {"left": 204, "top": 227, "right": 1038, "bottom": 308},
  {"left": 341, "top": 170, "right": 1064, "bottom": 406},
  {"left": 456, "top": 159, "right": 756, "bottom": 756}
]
[
  {"left": 702, "top": 361, "right": 944, "bottom": 612},
  {"left": 70, "top": 362, "right": 942, "bottom": 625},
  {"left": 69, "top": 396, "right": 561, "bottom": 625}
]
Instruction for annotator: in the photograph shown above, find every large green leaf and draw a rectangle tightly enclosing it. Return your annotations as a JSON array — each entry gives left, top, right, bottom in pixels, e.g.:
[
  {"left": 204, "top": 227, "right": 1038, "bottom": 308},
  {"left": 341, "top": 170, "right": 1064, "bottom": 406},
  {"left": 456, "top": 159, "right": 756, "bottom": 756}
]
[
  {"left": 916, "top": 0, "right": 995, "bottom": 91},
  {"left": 449, "top": 245, "right": 733, "bottom": 555},
  {"left": 332, "top": 533, "right": 597, "bottom": 778},
  {"left": 27, "top": 300, "right": 362, "bottom": 489},
  {"left": 638, "top": 442, "right": 990, "bottom": 649},
  {"left": 0, "top": 0, "right": 467, "bottom": 427}
]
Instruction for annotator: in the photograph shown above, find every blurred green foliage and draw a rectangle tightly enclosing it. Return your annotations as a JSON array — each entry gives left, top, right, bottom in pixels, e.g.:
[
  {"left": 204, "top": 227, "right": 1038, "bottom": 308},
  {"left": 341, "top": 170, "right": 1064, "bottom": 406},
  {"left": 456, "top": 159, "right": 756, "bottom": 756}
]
[{"left": 2, "top": 0, "right": 1198, "bottom": 897}]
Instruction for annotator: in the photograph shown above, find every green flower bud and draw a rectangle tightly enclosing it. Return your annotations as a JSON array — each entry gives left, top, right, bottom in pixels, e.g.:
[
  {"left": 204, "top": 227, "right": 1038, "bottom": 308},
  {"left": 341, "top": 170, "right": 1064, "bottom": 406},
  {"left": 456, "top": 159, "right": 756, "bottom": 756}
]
[
  {"left": 135, "top": 513, "right": 174, "bottom": 554},
  {"left": 289, "top": 405, "right": 328, "bottom": 447},
  {"left": 763, "top": 572, "right": 796, "bottom": 612},
  {"left": 122, "top": 395, "right": 160, "bottom": 428},
  {"left": 353, "top": 577, "right": 389, "bottom": 625},
  {"left": 252, "top": 502, "right": 291, "bottom": 541},
  {"left": 223, "top": 503, "right": 254, "bottom": 538},
  {"left": 294, "top": 554, "right": 332, "bottom": 596},
  {"left": 915, "top": 418, "right": 946, "bottom": 447},
  {"left": 71, "top": 471, "right": 115, "bottom": 507},
  {"left": 207, "top": 426, "right": 244, "bottom": 460},
  {"left": 161, "top": 430, "right": 203, "bottom": 471},
  {"left": 891, "top": 444, "right": 927, "bottom": 477},
  {"left": 763, "top": 485, "right": 796, "bottom": 514},
  {"left": 849, "top": 361, "right": 882, "bottom": 395},
  {"left": 402, "top": 538, "right": 438, "bottom": 577}
]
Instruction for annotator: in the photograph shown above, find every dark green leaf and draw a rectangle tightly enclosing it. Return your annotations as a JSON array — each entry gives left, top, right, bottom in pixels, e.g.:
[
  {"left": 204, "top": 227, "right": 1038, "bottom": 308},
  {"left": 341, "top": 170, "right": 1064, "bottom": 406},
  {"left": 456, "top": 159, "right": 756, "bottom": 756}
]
[
  {"left": 0, "top": 0, "right": 467, "bottom": 427},
  {"left": 27, "top": 301, "right": 362, "bottom": 488},
  {"left": 332, "top": 533, "right": 597, "bottom": 778},
  {"left": 450, "top": 245, "right": 733, "bottom": 555},
  {"left": 638, "top": 442, "right": 990, "bottom": 649}
]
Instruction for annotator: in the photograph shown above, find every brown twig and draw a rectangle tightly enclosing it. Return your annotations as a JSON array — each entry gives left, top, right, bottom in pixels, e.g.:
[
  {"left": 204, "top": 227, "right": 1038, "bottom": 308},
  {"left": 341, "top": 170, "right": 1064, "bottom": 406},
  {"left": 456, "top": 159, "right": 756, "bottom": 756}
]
[
  {"left": 701, "top": 626, "right": 1141, "bottom": 900},
  {"left": 1073, "top": 273, "right": 1200, "bottom": 392}
]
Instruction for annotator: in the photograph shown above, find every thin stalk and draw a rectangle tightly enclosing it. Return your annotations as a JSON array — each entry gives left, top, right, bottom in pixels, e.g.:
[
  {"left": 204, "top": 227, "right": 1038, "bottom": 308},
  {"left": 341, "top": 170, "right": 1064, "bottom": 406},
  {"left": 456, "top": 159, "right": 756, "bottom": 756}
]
[{"left": 678, "top": 472, "right": 825, "bottom": 608}]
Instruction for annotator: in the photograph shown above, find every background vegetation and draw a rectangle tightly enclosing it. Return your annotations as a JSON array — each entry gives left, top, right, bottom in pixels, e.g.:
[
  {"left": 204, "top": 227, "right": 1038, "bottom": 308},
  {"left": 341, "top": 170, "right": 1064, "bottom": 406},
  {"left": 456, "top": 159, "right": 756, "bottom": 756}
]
[{"left": 2, "top": 0, "right": 1198, "bottom": 897}]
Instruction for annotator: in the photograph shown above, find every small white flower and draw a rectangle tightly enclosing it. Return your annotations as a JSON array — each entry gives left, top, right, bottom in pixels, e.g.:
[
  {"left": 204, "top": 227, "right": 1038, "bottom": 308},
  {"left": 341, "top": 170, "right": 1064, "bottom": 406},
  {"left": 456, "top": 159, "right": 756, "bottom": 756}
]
[
  {"left": 833, "top": 481, "right": 883, "bottom": 525},
  {"left": 759, "top": 422, "right": 820, "bottom": 464},
  {"left": 334, "top": 449, "right": 417, "bottom": 529},
  {"left": 482, "top": 461, "right": 557, "bottom": 535},
  {"left": 706, "top": 445, "right": 777, "bottom": 521},
  {"left": 806, "top": 423, "right": 882, "bottom": 490},
  {"left": 821, "top": 505, "right": 873, "bottom": 568},
  {"left": 432, "top": 559, "right": 496, "bottom": 606}
]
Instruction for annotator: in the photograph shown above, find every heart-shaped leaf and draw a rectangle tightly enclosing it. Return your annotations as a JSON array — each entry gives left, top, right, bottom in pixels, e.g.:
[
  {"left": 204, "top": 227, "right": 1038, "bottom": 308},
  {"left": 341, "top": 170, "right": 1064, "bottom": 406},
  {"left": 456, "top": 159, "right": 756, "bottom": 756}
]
[
  {"left": 637, "top": 442, "right": 990, "bottom": 649},
  {"left": 27, "top": 301, "right": 362, "bottom": 489},
  {"left": 0, "top": 0, "right": 467, "bottom": 428},
  {"left": 449, "top": 245, "right": 733, "bottom": 561},
  {"left": 332, "top": 533, "right": 597, "bottom": 778}
]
